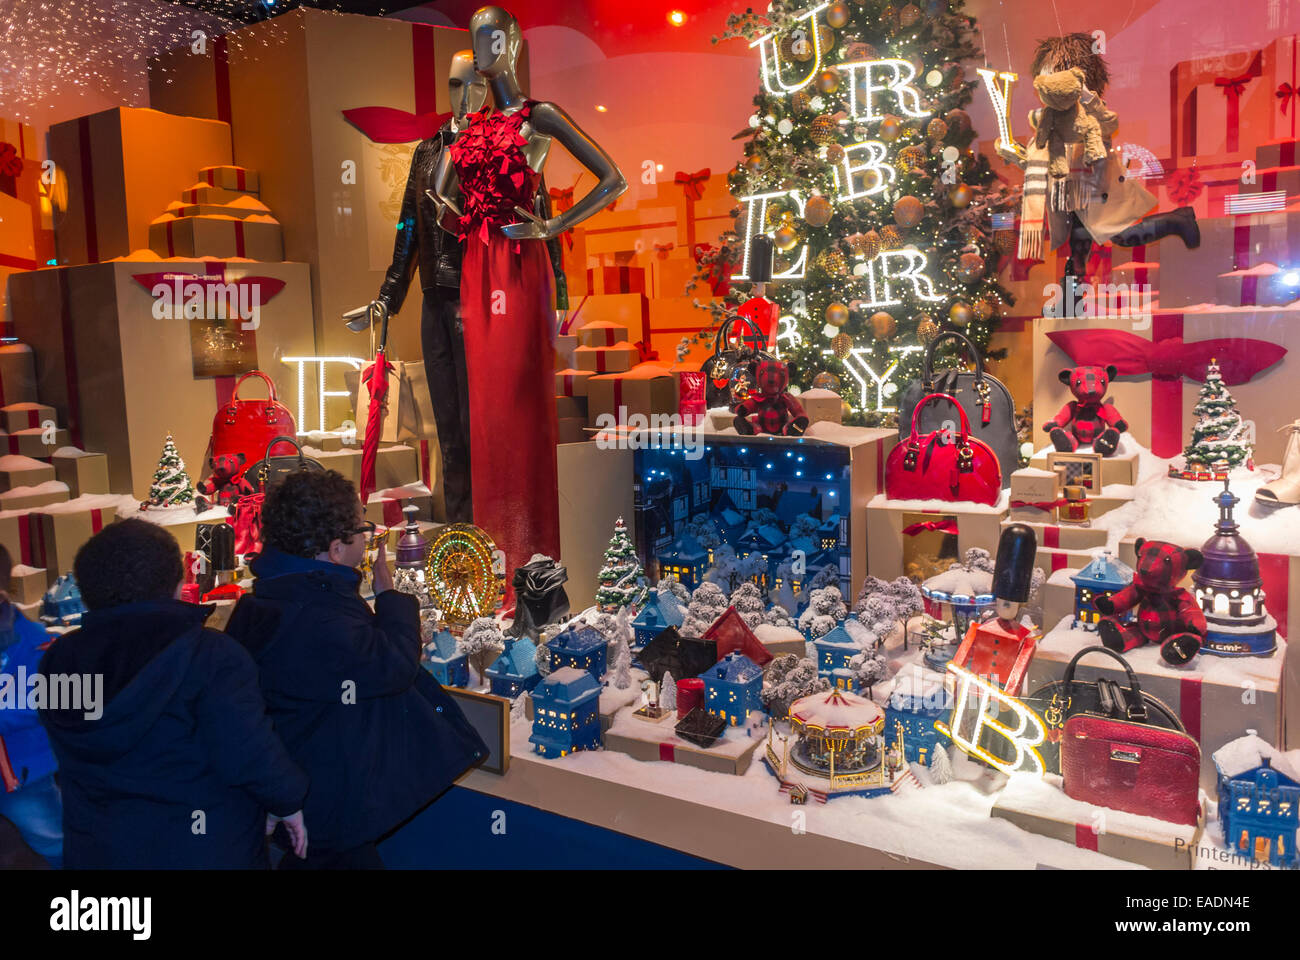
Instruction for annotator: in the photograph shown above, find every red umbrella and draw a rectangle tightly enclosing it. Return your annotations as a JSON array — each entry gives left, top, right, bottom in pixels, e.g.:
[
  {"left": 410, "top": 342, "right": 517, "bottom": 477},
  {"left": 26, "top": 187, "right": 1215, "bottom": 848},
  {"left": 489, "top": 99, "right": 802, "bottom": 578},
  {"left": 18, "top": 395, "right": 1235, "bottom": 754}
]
[{"left": 357, "top": 303, "right": 392, "bottom": 505}]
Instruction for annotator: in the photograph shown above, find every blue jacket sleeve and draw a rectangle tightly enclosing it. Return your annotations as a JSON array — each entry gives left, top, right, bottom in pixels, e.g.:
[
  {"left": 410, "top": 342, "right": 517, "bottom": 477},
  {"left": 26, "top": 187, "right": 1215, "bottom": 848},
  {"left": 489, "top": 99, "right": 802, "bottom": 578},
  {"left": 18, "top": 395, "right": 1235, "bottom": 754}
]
[
  {"left": 0, "top": 616, "right": 54, "bottom": 735},
  {"left": 193, "top": 632, "right": 309, "bottom": 817}
]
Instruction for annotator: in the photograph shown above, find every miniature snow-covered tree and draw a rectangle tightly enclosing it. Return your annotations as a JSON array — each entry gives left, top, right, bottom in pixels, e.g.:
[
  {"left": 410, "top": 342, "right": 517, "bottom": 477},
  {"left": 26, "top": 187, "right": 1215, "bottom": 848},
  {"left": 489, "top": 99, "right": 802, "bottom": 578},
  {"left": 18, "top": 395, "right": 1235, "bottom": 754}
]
[
  {"left": 761, "top": 654, "right": 830, "bottom": 719},
  {"left": 461, "top": 617, "right": 505, "bottom": 687},
  {"left": 683, "top": 581, "right": 729, "bottom": 636},
  {"left": 584, "top": 609, "right": 620, "bottom": 643},
  {"left": 595, "top": 516, "right": 649, "bottom": 613},
  {"left": 808, "top": 564, "right": 841, "bottom": 592},
  {"left": 798, "top": 585, "right": 847, "bottom": 637},
  {"left": 143, "top": 434, "right": 195, "bottom": 508},
  {"left": 533, "top": 633, "right": 552, "bottom": 678},
  {"left": 960, "top": 548, "right": 996, "bottom": 574},
  {"left": 705, "top": 543, "right": 743, "bottom": 592},
  {"left": 657, "top": 576, "right": 690, "bottom": 604},
  {"left": 660, "top": 670, "right": 677, "bottom": 713},
  {"left": 929, "top": 746, "right": 953, "bottom": 785},
  {"left": 787, "top": 512, "right": 820, "bottom": 541},
  {"left": 763, "top": 604, "right": 795, "bottom": 629},
  {"left": 730, "top": 581, "right": 766, "bottom": 629},
  {"left": 848, "top": 650, "right": 888, "bottom": 698},
  {"left": 1182, "top": 359, "right": 1253, "bottom": 469},
  {"left": 510, "top": 691, "right": 528, "bottom": 722},
  {"left": 853, "top": 576, "right": 891, "bottom": 615}
]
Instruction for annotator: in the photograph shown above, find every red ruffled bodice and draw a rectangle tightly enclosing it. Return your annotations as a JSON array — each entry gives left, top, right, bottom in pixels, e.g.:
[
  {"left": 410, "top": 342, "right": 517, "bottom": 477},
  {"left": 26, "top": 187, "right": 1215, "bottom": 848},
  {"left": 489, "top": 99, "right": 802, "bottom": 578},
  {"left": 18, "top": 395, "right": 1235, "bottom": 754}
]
[{"left": 448, "top": 101, "right": 542, "bottom": 246}]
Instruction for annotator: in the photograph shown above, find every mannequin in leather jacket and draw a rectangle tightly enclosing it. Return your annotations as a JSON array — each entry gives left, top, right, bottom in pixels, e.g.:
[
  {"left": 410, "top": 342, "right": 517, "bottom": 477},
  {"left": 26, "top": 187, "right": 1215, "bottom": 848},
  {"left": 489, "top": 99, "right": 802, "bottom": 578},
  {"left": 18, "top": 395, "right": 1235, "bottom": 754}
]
[{"left": 353, "top": 50, "right": 566, "bottom": 524}]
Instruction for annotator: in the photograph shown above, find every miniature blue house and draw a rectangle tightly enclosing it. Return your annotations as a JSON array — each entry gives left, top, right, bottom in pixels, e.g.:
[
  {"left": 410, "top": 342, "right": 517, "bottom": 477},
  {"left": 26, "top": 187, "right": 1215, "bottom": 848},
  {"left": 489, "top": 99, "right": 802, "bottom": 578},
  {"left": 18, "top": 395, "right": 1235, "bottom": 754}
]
[
  {"left": 485, "top": 636, "right": 540, "bottom": 699},
  {"left": 702, "top": 652, "right": 763, "bottom": 726},
  {"left": 657, "top": 531, "right": 709, "bottom": 589},
  {"left": 40, "top": 573, "right": 85, "bottom": 627},
  {"left": 529, "top": 667, "right": 602, "bottom": 759},
  {"left": 1214, "top": 732, "right": 1300, "bottom": 868},
  {"left": 422, "top": 628, "right": 468, "bottom": 688},
  {"left": 1071, "top": 551, "right": 1134, "bottom": 631},
  {"left": 884, "top": 669, "right": 954, "bottom": 767},
  {"left": 631, "top": 591, "right": 686, "bottom": 649},
  {"left": 813, "top": 622, "right": 860, "bottom": 677},
  {"left": 545, "top": 625, "right": 608, "bottom": 680}
]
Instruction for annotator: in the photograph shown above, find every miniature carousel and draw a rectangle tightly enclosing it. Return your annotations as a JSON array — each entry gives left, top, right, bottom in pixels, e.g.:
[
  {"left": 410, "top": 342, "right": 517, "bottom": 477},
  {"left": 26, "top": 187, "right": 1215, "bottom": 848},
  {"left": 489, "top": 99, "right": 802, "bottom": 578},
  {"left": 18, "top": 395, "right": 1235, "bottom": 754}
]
[{"left": 764, "top": 688, "right": 907, "bottom": 802}]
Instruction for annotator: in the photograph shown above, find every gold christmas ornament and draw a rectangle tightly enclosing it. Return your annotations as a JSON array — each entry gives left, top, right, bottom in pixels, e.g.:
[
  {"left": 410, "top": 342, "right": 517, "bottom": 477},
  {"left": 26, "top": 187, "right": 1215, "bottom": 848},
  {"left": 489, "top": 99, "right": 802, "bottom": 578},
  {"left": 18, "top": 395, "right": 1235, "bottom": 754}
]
[
  {"left": 870, "top": 311, "right": 898, "bottom": 340},
  {"left": 809, "top": 114, "right": 839, "bottom": 145},
  {"left": 948, "top": 183, "right": 974, "bottom": 208},
  {"left": 973, "top": 298, "right": 995, "bottom": 321},
  {"left": 878, "top": 115, "right": 903, "bottom": 142},
  {"left": 804, "top": 194, "right": 833, "bottom": 227},
  {"left": 878, "top": 224, "right": 902, "bottom": 248},
  {"left": 743, "top": 155, "right": 763, "bottom": 176},
  {"left": 896, "top": 144, "right": 927, "bottom": 173},
  {"left": 843, "top": 41, "right": 877, "bottom": 60},
  {"left": 788, "top": 34, "right": 813, "bottom": 63},
  {"left": 830, "top": 332, "right": 853, "bottom": 358},
  {"left": 956, "top": 251, "right": 986, "bottom": 282},
  {"left": 841, "top": 400, "right": 853, "bottom": 420},
  {"left": 893, "top": 195, "right": 924, "bottom": 229},
  {"left": 926, "top": 117, "right": 949, "bottom": 141},
  {"left": 946, "top": 108, "right": 971, "bottom": 133},
  {"left": 773, "top": 221, "right": 801, "bottom": 252},
  {"left": 825, "top": 302, "right": 850, "bottom": 327},
  {"left": 859, "top": 229, "right": 882, "bottom": 259},
  {"left": 812, "top": 371, "right": 841, "bottom": 391},
  {"left": 816, "top": 69, "right": 840, "bottom": 94},
  {"left": 792, "top": 89, "right": 813, "bottom": 114},
  {"left": 816, "top": 247, "right": 848, "bottom": 275},
  {"left": 948, "top": 302, "right": 973, "bottom": 326},
  {"left": 899, "top": 3, "right": 921, "bottom": 26},
  {"left": 915, "top": 314, "right": 940, "bottom": 342},
  {"left": 993, "top": 229, "right": 1016, "bottom": 254},
  {"left": 816, "top": 24, "right": 835, "bottom": 53},
  {"left": 824, "top": 143, "right": 846, "bottom": 164},
  {"left": 845, "top": 232, "right": 868, "bottom": 256},
  {"left": 826, "top": 1, "right": 851, "bottom": 28}
]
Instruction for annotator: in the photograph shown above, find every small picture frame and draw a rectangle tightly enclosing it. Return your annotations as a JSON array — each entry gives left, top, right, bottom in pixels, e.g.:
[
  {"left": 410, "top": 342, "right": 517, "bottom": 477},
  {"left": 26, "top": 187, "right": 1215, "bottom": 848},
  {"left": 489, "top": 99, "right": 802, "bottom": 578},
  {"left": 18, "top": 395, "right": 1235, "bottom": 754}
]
[
  {"left": 1047, "top": 451, "right": 1104, "bottom": 492},
  {"left": 445, "top": 687, "right": 511, "bottom": 776}
]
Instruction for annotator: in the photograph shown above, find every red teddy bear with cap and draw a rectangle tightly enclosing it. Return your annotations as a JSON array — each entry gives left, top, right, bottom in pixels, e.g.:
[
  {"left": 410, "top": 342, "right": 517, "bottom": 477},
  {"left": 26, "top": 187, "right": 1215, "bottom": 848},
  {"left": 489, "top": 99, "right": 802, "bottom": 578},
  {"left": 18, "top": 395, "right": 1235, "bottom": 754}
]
[
  {"left": 1043, "top": 363, "right": 1128, "bottom": 456},
  {"left": 733, "top": 359, "right": 810, "bottom": 437},
  {"left": 1093, "top": 538, "right": 1208, "bottom": 665}
]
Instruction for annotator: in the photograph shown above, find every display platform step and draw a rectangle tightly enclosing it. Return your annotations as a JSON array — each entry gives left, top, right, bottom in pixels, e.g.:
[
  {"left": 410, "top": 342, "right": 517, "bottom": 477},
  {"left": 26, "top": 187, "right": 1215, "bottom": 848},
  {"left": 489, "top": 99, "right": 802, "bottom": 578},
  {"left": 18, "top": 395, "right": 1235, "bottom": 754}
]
[
  {"left": 164, "top": 195, "right": 271, "bottom": 220},
  {"left": 1215, "top": 263, "right": 1300, "bottom": 308},
  {"left": 577, "top": 320, "right": 630, "bottom": 348},
  {"left": 181, "top": 182, "right": 254, "bottom": 205},
  {"left": 991, "top": 773, "right": 1201, "bottom": 870},
  {"left": 0, "top": 481, "right": 70, "bottom": 511},
  {"left": 600, "top": 702, "right": 765, "bottom": 776},
  {"left": 0, "top": 454, "right": 55, "bottom": 492},
  {"left": 51, "top": 448, "right": 110, "bottom": 497}
]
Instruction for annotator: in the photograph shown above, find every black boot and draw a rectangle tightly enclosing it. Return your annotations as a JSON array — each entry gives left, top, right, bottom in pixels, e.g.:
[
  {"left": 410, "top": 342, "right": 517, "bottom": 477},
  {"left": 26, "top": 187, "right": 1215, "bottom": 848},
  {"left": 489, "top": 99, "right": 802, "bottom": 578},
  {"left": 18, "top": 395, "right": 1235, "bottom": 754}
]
[
  {"left": 1062, "top": 212, "right": 1094, "bottom": 287},
  {"left": 1112, "top": 206, "right": 1201, "bottom": 250}
]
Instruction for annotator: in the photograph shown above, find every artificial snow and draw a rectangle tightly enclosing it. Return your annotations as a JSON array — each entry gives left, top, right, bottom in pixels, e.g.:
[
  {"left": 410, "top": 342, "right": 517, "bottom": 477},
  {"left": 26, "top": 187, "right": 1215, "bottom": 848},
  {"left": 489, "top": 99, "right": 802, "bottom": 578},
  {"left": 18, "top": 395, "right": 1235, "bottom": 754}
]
[
  {"left": 997, "top": 773, "right": 1203, "bottom": 846},
  {"left": 922, "top": 565, "right": 993, "bottom": 597},
  {"left": 0, "top": 480, "right": 69, "bottom": 497},
  {"left": 0, "top": 454, "right": 48, "bottom": 471},
  {"left": 869, "top": 490, "right": 1010, "bottom": 514},
  {"left": 753, "top": 623, "right": 805, "bottom": 649}
]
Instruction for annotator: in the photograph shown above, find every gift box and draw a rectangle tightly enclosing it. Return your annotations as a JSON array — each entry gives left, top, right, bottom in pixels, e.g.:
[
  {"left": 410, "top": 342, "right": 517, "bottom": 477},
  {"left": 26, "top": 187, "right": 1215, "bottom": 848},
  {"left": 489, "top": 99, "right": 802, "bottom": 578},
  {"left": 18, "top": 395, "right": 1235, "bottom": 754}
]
[
  {"left": 0, "top": 481, "right": 70, "bottom": 512},
  {"left": 48, "top": 107, "right": 233, "bottom": 265},
  {"left": 149, "top": 213, "right": 284, "bottom": 261},
  {"left": 557, "top": 417, "right": 588, "bottom": 444},
  {"left": 575, "top": 342, "right": 637, "bottom": 374},
  {"left": 1214, "top": 263, "right": 1297, "bottom": 308},
  {"left": 22, "top": 498, "right": 117, "bottom": 585},
  {"left": 866, "top": 494, "right": 1007, "bottom": 583},
  {"left": 197, "top": 165, "right": 260, "bottom": 194},
  {"left": 577, "top": 321, "right": 630, "bottom": 348},
  {"left": 0, "top": 344, "right": 38, "bottom": 407},
  {"left": 555, "top": 395, "right": 587, "bottom": 420},
  {"left": 303, "top": 446, "right": 362, "bottom": 486},
  {"left": 1155, "top": 207, "right": 1300, "bottom": 308},
  {"left": 0, "top": 403, "right": 55, "bottom": 433},
  {"left": 180, "top": 182, "right": 253, "bottom": 205},
  {"left": 1170, "top": 47, "right": 1270, "bottom": 166},
  {"left": 8, "top": 564, "right": 48, "bottom": 606},
  {"left": 1029, "top": 617, "right": 1288, "bottom": 792},
  {"left": 51, "top": 449, "right": 110, "bottom": 497},
  {"left": 7, "top": 259, "right": 316, "bottom": 499},
  {"left": 554, "top": 334, "right": 577, "bottom": 371},
  {"left": 586, "top": 368, "right": 677, "bottom": 428},
  {"left": 0, "top": 454, "right": 55, "bottom": 492},
  {"left": 1009, "top": 467, "right": 1062, "bottom": 505},
  {"left": 798, "top": 388, "right": 843, "bottom": 427},
  {"left": 1264, "top": 36, "right": 1300, "bottom": 143},
  {"left": 165, "top": 195, "right": 271, "bottom": 220},
  {"left": 648, "top": 252, "right": 708, "bottom": 299},
  {"left": 585, "top": 265, "right": 646, "bottom": 296},
  {"left": 1, "top": 428, "right": 72, "bottom": 459},
  {"left": 373, "top": 444, "right": 419, "bottom": 491},
  {"left": 555, "top": 368, "right": 595, "bottom": 397}
]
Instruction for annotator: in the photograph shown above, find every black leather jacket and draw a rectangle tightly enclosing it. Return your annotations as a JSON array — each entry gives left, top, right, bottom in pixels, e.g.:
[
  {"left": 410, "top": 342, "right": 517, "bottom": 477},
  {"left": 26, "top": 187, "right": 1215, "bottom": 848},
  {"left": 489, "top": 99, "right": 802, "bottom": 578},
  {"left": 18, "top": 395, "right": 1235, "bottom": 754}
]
[{"left": 377, "top": 122, "right": 568, "bottom": 313}]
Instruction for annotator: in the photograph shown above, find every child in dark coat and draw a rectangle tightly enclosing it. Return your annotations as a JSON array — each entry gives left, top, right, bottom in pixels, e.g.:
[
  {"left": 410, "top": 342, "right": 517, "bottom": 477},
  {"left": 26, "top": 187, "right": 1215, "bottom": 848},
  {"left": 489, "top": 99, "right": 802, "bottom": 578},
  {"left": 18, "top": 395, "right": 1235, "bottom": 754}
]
[
  {"left": 39, "top": 520, "right": 308, "bottom": 869},
  {"left": 225, "top": 470, "right": 485, "bottom": 869}
]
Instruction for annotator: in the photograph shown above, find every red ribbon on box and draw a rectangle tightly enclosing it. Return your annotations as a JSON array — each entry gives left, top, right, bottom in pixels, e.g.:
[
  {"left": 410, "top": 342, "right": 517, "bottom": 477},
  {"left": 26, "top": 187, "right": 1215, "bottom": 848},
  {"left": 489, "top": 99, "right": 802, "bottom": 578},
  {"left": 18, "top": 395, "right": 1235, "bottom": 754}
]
[
  {"left": 1047, "top": 320, "right": 1288, "bottom": 456},
  {"left": 674, "top": 168, "right": 710, "bottom": 249},
  {"left": 1215, "top": 70, "right": 1258, "bottom": 153},
  {"left": 1010, "top": 499, "right": 1070, "bottom": 513},
  {"left": 635, "top": 341, "right": 660, "bottom": 363},
  {"left": 903, "top": 519, "right": 959, "bottom": 536},
  {"left": 1179, "top": 675, "right": 1202, "bottom": 743},
  {"left": 658, "top": 742, "right": 676, "bottom": 762},
  {"left": 1074, "top": 824, "right": 1099, "bottom": 852},
  {"left": 549, "top": 186, "right": 576, "bottom": 250}
]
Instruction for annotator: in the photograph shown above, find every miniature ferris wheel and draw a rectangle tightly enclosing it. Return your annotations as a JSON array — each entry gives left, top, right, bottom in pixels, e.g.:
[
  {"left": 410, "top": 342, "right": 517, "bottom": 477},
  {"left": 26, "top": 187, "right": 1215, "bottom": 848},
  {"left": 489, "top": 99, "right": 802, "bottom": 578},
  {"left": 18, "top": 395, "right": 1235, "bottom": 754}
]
[{"left": 425, "top": 523, "right": 505, "bottom": 629}]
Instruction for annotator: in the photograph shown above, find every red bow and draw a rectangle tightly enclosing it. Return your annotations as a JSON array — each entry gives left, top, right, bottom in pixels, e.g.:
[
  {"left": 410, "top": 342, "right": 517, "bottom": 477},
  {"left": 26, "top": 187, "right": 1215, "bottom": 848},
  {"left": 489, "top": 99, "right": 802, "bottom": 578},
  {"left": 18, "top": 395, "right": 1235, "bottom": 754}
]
[
  {"left": 653, "top": 241, "right": 675, "bottom": 260},
  {"left": 1046, "top": 329, "right": 1286, "bottom": 385},
  {"left": 635, "top": 341, "right": 660, "bottom": 363},
  {"left": 1277, "top": 83, "right": 1300, "bottom": 114},
  {"left": 341, "top": 106, "right": 453, "bottom": 144},
  {"left": 903, "top": 519, "right": 959, "bottom": 536},
  {"left": 1214, "top": 63, "right": 1259, "bottom": 152},
  {"left": 1165, "top": 167, "right": 1203, "bottom": 206},
  {"left": 549, "top": 186, "right": 575, "bottom": 212},
  {"left": 0, "top": 141, "right": 22, "bottom": 179},
  {"left": 1010, "top": 499, "right": 1071, "bottom": 512},
  {"left": 674, "top": 168, "right": 711, "bottom": 202},
  {"left": 1215, "top": 73, "right": 1254, "bottom": 99}
]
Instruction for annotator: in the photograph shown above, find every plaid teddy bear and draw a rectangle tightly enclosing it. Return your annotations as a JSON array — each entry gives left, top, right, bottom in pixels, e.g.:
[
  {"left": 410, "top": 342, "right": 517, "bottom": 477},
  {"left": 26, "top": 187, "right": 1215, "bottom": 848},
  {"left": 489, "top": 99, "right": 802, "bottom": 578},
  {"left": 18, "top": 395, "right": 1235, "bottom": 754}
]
[
  {"left": 1043, "top": 364, "right": 1128, "bottom": 456},
  {"left": 1094, "top": 538, "right": 1207, "bottom": 665},
  {"left": 733, "top": 360, "right": 810, "bottom": 437}
]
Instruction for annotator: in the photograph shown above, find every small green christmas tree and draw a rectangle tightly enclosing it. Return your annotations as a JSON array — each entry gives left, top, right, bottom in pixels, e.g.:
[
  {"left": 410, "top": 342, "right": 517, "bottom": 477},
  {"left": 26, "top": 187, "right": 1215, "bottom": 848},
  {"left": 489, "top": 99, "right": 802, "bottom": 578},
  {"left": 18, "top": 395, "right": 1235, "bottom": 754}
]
[
  {"left": 1182, "top": 360, "right": 1253, "bottom": 469},
  {"left": 145, "top": 434, "right": 195, "bottom": 507},
  {"left": 595, "top": 516, "right": 648, "bottom": 613}
]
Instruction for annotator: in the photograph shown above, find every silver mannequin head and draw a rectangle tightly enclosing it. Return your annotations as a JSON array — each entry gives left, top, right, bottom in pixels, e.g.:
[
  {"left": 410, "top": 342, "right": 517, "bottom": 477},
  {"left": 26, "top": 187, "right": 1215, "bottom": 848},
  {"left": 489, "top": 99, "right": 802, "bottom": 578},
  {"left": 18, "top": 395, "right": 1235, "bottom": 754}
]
[
  {"left": 469, "top": 5, "right": 522, "bottom": 79},
  {"left": 448, "top": 49, "right": 487, "bottom": 122}
]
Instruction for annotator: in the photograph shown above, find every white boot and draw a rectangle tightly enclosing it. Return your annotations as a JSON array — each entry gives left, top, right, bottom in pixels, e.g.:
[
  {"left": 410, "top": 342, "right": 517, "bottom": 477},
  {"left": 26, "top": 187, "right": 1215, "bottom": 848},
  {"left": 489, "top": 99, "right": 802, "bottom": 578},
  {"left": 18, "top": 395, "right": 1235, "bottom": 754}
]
[{"left": 1256, "top": 420, "right": 1300, "bottom": 507}]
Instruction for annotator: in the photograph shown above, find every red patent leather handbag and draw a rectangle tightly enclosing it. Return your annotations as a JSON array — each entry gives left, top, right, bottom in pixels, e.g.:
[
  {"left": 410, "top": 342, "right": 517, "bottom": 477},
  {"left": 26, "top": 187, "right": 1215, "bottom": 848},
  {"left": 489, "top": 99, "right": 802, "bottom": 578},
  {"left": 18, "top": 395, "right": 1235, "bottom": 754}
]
[
  {"left": 885, "top": 392, "right": 1002, "bottom": 505},
  {"left": 210, "top": 371, "right": 296, "bottom": 480}
]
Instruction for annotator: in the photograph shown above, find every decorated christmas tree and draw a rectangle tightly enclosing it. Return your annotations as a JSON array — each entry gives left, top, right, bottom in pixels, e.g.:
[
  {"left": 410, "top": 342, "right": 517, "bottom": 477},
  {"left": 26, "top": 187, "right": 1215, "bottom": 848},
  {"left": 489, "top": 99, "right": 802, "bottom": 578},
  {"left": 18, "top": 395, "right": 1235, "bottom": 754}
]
[
  {"left": 595, "top": 516, "right": 649, "bottom": 613},
  {"left": 701, "top": 0, "right": 1019, "bottom": 426},
  {"left": 1182, "top": 360, "right": 1253, "bottom": 470},
  {"left": 143, "top": 434, "right": 195, "bottom": 508}
]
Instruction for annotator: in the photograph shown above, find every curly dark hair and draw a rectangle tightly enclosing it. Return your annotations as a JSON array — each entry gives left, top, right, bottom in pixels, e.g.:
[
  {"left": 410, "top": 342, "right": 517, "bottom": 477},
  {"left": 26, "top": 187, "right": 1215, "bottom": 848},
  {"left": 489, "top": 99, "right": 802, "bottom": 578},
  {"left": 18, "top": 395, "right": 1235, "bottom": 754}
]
[
  {"left": 74, "top": 519, "right": 184, "bottom": 610},
  {"left": 1032, "top": 33, "right": 1110, "bottom": 95},
  {"left": 261, "top": 469, "right": 362, "bottom": 558}
]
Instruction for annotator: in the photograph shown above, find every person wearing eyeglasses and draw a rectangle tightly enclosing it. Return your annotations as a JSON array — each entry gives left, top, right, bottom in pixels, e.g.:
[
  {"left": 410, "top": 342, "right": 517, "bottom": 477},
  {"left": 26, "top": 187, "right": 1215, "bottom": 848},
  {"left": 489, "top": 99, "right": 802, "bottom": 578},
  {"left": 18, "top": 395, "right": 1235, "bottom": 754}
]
[{"left": 226, "top": 469, "right": 485, "bottom": 869}]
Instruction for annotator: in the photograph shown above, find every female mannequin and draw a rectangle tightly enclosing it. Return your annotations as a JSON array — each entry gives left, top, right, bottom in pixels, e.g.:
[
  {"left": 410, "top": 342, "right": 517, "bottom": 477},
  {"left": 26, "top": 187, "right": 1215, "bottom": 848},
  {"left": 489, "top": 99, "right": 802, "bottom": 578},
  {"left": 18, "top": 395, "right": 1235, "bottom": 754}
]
[{"left": 433, "top": 5, "right": 626, "bottom": 603}]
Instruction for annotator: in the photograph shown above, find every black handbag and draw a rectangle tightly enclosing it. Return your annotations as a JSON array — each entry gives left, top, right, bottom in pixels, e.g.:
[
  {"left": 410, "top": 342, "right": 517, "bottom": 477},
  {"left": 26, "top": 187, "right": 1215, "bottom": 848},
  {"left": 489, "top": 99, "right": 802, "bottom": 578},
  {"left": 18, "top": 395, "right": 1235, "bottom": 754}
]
[
  {"left": 1022, "top": 646, "right": 1186, "bottom": 776},
  {"left": 705, "top": 313, "right": 774, "bottom": 411},
  {"left": 897, "top": 330, "right": 1019, "bottom": 487},
  {"left": 245, "top": 434, "right": 323, "bottom": 493}
]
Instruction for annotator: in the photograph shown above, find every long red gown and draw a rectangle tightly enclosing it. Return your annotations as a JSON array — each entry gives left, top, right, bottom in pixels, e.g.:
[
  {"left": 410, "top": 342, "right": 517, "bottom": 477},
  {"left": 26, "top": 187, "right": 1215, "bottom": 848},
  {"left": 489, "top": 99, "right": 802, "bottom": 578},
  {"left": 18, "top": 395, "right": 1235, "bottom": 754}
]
[{"left": 449, "top": 102, "right": 560, "bottom": 607}]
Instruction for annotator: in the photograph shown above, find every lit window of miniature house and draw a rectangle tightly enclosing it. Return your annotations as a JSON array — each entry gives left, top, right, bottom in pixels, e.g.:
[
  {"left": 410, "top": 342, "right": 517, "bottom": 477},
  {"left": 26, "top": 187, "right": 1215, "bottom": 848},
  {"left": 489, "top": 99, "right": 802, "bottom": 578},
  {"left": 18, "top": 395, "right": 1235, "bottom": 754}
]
[
  {"left": 545, "top": 625, "right": 608, "bottom": 680},
  {"left": 1070, "top": 551, "right": 1134, "bottom": 631},
  {"left": 1213, "top": 731, "right": 1300, "bottom": 868},
  {"left": 421, "top": 626, "right": 469, "bottom": 688},
  {"left": 528, "top": 667, "right": 601, "bottom": 759},
  {"left": 484, "top": 636, "right": 541, "bottom": 699},
  {"left": 656, "top": 532, "right": 709, "bottom": 590},
  {"left": 631, "top": 590, "right": 686, "bottom": 650},
  {"left": 1193, "top": 482, "right": 1278, "bottom": 657},
  {"left": 813, "top": 622, "right": 859, "bottom": 678},
  {"left": 701, "top": 652, "right": 763, "bottom": 726}
]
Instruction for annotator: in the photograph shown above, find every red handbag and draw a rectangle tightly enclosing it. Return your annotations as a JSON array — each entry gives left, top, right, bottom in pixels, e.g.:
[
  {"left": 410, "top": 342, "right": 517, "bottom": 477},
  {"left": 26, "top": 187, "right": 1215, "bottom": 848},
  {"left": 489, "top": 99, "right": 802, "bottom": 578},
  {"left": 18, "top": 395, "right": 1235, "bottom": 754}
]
[
  {"left": 1060, "top": 649, "right": 1201, "bottom": 826},
  {"left": 232, "top": 492, "right": 265, "bottom": 559},
  {"left": 885, "top": 392, "right": 1002, "bottom": 505},
  {"left": 210, "top": 371, "right": 296, "bottom": 480}
]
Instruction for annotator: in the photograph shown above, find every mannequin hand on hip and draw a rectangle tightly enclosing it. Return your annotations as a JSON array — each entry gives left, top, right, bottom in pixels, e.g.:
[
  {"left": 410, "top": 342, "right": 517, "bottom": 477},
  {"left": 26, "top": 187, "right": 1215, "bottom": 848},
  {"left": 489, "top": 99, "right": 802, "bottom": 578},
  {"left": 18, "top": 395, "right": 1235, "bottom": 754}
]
[{"left": 502, "top": 206, "right": 562, "bottom": 241}]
